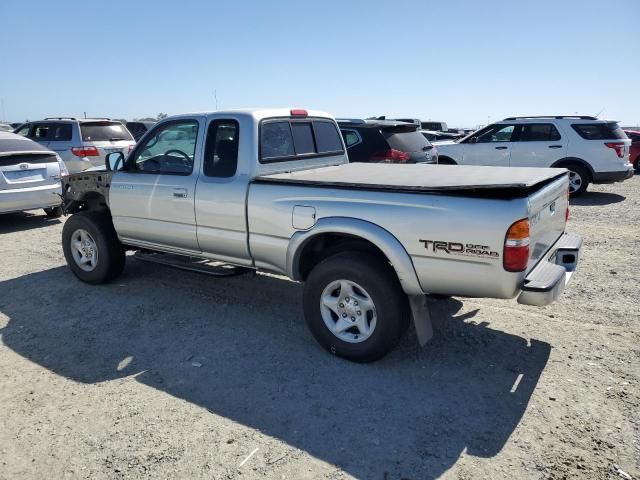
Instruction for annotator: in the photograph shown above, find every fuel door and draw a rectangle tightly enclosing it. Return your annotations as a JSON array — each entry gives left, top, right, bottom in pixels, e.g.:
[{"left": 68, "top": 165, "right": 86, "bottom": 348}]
[{"left": 292, "top": 205, "right": 316, "bottom": 230}]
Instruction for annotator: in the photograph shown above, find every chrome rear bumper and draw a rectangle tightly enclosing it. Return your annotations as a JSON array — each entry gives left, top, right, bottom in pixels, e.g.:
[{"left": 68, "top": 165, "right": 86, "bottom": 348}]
[{"left": 517, "top": 233, "right": 582, "bottom": 306}]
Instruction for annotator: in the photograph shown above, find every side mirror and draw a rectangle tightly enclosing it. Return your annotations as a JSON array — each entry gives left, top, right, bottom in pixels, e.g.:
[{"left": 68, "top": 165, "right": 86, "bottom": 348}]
[{"left": 105, "top": 151, "right": 125, "bottom": 171}]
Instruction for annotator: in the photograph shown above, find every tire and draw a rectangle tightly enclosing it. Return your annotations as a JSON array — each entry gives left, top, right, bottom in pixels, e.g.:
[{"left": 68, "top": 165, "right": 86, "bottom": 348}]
[
  {"left": 437, "top": 156, "right": 457, "bottom": 165},
  {"left": 62, "top": 211, "right": 125, "bottom": 284},
  {"left": 43, "top": 206, "right": 63, "bottom": 218},
  {"left": 303, "top": 251, "right": 409, "bottom": 362},
  {"left": 634, "top": 156, "right": 640, "bottom": 172},
  {"left": 567, "top": 164, "right": 589, "bottom": 196}
]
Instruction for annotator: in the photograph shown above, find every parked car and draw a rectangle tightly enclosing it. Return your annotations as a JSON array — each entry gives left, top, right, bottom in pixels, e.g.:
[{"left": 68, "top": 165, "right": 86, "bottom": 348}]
[
  {"left": 0, "top": 131, "right": 67, "bottom": 216},
  {"left": 14, "top": 118, "right": 135, "bottom": 174},
  {"left": 624, "top": 130, "right": 640, "bottom": 171},
  {"left": 421, "top": 121, "right": 448, "bottom": 132},
  {"left": 421, "top": 130, "right": 464, "bottom": 142},
  {"left": 434, "top": 116, "right": 634, "bottom": 195},
  {"left": 60, "top": 108, "right": 582, "bottom": 362},
  {"left": 0, "top": 123, "right": 13, "bottom": 132},
  {"left": 126, "top": 121, "right": 156, "bottom": 142},
  {"left": 338, "top": 119, "right": 437, "bottom": 163}
]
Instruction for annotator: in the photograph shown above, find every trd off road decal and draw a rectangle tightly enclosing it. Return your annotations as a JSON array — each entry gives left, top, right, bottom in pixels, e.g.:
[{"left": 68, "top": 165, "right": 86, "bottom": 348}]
[{"left": 419, "top": 240, "right": 500, "bottom": 259}]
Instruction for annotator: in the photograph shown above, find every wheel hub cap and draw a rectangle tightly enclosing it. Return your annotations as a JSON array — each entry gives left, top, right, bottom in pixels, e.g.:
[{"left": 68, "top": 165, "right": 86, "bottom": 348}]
[
  {"left": 320, "top": 280, "right": 377, "bottom": 343},
  {"left": 70, "top": 228, "right": 99, "bottom": 272}
]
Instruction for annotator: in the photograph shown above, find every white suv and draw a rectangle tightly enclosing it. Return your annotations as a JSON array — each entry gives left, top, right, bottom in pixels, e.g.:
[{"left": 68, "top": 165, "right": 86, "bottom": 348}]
[{"left": 434, "top": 116, "right": 634, "bottom": 195}]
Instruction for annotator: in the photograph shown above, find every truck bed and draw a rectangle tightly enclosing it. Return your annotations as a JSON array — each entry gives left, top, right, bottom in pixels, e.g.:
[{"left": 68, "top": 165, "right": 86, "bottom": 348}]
[{"left": 255, "top": 163, "right": 567, "bottom": 197}]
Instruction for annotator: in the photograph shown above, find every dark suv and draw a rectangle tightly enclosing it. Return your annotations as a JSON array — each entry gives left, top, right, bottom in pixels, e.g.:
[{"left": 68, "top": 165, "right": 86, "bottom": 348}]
[{"left": 338, "top": 119, "right": 436, "bottom": 164}]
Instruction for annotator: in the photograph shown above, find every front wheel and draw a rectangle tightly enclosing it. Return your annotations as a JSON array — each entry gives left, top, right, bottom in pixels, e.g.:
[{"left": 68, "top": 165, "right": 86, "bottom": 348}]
[
  {"left": 62, "top": 211, "right": 125, "bottom": 284},
  {"left": 303, "top": 252, "right": 409, "bottom": 362},
  {"left": 568, "top": 165, "right": 589, "bottom": 196}
]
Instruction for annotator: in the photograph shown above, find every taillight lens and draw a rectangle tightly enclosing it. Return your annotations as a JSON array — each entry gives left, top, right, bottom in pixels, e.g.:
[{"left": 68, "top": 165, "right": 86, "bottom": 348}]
[
  {"left": 56, "top": 154, "right": 69, "bottom": 177},
  {"left": 604, "top": 142, "right": 625, "bottom": 158},
  {"left": 369, "top": 149, "right": 411, "bottom": 163},
  {"left": 71, "top": 146, "right": 99, "bottom": 157},
  {"left": 504, "top": 218, "right": 530, "bottom": 272}
]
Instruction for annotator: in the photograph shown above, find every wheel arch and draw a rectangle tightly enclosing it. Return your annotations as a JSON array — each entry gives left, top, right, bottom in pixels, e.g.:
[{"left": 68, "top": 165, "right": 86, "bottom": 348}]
[
  {"left": 65, "top": 191, "right": 110, "bottom": 214},
  {"left": 437, "top": 155, "right": 457, "bottom": 165},
  {"left": 287, "top": 217, "right": 424, "bottom": 296},
  {"left": 550, "top": 157, "right": 594, "bottom": 181}
]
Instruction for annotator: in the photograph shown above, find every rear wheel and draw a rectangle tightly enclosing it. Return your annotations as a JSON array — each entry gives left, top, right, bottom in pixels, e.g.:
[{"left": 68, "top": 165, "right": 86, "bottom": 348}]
[
  {"left": 634, "top": 156, "right": 640, "bottom": 172},
  {"left": 62, "top": 211, "right": 125, "bottom": 284},
  {"left": 303, "top": 252, "right": 409, "bottom": 362},
  {"left": 567, "top": 164, "right": 589, "bottom": 196},
  {"left": 44, "top": 206, "right": 63, "bottom": 218}
]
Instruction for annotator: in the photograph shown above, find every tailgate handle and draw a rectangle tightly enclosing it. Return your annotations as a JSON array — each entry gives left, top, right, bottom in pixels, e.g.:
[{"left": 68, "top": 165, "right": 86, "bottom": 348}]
[
  {"left": 495, "top": 146, "right": 508, "bottom": 150},
  {"left": 548, "top": 145, "right": 563, "bottom": 148}
]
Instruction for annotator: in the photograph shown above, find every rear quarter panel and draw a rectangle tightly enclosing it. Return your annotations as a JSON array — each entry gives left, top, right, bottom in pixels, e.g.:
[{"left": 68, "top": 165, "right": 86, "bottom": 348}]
[{"left": 248, "top": 184, "right": 534, "bottom": 298}]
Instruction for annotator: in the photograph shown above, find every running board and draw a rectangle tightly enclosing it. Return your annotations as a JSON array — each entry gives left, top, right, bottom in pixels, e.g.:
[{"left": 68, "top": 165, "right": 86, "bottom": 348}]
[{"left": 134, "top": 251, "right": 252, "bottom": 278}]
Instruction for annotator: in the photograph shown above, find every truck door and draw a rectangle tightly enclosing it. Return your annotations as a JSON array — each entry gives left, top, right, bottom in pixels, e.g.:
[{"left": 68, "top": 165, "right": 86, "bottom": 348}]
[
  {"left": 461, "top": 124, "right": 516, "bottom": 166},
  {"left": 194, "top": 118, "right": 252, "bottom": 266},
  {"left": 109, "top": 118, "right": 203, "bottom": 251},
  {"left": 509, "top": 123, "right": 567, "bottom": 167}
]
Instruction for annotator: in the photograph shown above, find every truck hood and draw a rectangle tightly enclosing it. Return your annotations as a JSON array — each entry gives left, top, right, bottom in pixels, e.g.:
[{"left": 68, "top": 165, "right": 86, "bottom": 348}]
[{"left": 257, "top": 163, "right": 568, "bottom": 196}]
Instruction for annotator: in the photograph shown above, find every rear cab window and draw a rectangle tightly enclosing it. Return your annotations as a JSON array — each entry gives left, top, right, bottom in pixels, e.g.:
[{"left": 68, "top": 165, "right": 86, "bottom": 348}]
[
  {"left": 571, "top": 122, "right": 626, "bottom": 140},
  {"left": 260, "top": 118, "right": 344, "bottom": 163},
  {"left": 80, "top": 121, "right": 134, "bottom": 142}
]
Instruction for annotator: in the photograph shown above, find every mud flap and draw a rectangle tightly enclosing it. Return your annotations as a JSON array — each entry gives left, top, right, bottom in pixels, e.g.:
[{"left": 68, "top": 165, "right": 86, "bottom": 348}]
[{"left": 409, "top": 295, "right": 433, "bottom": 346}]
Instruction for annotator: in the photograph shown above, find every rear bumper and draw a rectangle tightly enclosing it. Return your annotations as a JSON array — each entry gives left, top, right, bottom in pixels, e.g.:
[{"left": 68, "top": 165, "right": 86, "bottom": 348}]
[
  {"left": 0, "top": 184, "right": 62, "bottom": 214},
  {"left": 517, "top": 233, "right": 582, "bottom": 306},
  {"left": 592, "top": 167, "right": 634, "bottom": 184}
]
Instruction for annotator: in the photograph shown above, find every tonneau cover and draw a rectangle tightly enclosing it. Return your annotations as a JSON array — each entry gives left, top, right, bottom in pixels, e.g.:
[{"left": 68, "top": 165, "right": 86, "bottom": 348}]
[{"left": 255, "top": 163, "right": 567, "bottom": 193}]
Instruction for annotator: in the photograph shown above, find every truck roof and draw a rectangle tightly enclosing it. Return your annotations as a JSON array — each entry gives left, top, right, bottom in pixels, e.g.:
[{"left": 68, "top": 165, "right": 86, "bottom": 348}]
[{"left": 167, "top": 108, "right": 336, "bottom": 122}]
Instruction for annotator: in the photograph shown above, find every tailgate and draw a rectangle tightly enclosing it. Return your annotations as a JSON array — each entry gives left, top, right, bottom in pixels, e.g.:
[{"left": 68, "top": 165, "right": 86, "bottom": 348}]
[{"left": 526, "top": 173, "right": 569, "bottom": 270}]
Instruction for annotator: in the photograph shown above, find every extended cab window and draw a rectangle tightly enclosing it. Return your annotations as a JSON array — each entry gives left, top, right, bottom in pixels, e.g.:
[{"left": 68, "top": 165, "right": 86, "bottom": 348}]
[
  {"left": 203, "top": 119, "right": 239, "bottom": 178},
  {"left": 129, "top": 120, "right": 198, "bottom": 175},
  {"left": 260, "top": 118, "right": 343, "bottom": 163},
  {"left": 32, "top": 124, "right": 51, "bottom": 141},
  {"left": 519, "top": 123, "right": 561, "bottom": 142}
]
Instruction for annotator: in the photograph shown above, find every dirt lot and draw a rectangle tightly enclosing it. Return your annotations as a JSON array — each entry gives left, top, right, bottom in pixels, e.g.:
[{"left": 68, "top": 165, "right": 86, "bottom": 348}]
[{"left": 0, "top": 177, "right": 638, "bottom": 480}]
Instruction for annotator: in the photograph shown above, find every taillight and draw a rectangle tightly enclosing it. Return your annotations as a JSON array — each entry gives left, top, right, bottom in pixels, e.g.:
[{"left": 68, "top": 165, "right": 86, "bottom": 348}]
[
  {"left": 604, "top": 142, "right": 625, "bottom": 158},
  {"left": 504, "top": 218, "right": 530, "bottom": 272},
  {"left": 71, "top": 146, "right": 99, "bottom": 157},
  {"left": 369, "top": 149, "right": 411, "bottom": 163}
]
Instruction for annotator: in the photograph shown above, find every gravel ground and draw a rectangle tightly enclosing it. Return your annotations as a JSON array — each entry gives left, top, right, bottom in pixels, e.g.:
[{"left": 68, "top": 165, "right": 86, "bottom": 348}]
[{"left": 0, "top": 177, "right": 638, "bottom": 480}]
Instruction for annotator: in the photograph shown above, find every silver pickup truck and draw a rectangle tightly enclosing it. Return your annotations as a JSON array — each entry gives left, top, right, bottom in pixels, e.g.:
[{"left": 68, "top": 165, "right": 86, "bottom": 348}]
[{"left": 61, "top": 108, "right": 582, "bottom": 362}]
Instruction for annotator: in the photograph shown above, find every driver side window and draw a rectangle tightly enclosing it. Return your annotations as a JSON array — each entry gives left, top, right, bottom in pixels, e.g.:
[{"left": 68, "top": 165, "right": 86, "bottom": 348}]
[{"left": 129, "top": 120, "right": 199, "bottom": 175}]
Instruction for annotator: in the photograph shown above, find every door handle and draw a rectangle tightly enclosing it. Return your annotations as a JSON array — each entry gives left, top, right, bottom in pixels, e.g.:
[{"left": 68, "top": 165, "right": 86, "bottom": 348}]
[
  {"left": 548, "top": 145, "right": 563, "bottom": 148},
  {"left": 173, "top": 188, "right": 188, "bottom": 198},
  {"left": 495, "top": 146, "right": 508, "bottom": 150}
]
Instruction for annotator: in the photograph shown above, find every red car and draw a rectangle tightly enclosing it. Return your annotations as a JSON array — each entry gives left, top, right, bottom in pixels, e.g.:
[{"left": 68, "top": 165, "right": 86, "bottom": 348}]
[{"left": 625, "top": 130, "right": 640, "bottom": 171}]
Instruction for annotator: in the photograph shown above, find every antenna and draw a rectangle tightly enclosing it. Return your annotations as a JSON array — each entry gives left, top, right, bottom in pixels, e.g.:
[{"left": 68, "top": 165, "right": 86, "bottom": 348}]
[
  {"left": 214, "top": 90, "right": 218, "bottom": 111},
  {"left": 1, "top": 98, "right": 5, "bottom": 122},
  {"left": 594, "top": 106, "right": 605, "bottom": 118}
]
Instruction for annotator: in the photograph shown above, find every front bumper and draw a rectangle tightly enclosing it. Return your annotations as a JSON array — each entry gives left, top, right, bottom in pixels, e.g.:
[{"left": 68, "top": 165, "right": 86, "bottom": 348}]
[
  {"left": 592, "top": 167, "right": 634, "bottom": 184},
  {"left": 517, "top": 233, "right": 582, "bottom": 306},
  {"left": 0, "top": 184, "right": 62, "bottom": 214}
]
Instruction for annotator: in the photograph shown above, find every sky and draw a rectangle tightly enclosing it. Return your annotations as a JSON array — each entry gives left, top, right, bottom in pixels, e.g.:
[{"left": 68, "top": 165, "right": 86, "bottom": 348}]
[{"left": 1, "top": 0, "right": 638, "bottom": 128}]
